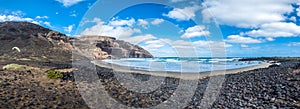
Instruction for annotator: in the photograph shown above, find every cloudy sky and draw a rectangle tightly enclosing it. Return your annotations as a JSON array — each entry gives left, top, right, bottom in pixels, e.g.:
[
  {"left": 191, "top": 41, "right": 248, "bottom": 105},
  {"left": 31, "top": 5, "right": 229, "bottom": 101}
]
[{"left": 1, "top": 0, "right": 300, "bottom": 57}]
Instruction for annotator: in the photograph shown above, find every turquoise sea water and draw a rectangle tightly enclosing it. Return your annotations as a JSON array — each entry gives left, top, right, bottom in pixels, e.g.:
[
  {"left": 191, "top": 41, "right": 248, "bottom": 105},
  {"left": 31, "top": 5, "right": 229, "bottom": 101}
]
[{"left": 101, "top": 57, "right": 264, "bottom": 73}]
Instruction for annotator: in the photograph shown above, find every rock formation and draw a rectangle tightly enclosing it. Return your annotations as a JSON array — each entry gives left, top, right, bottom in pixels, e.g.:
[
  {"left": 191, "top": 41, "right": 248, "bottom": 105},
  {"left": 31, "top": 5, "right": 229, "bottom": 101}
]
[
  {"left": 0, "top": 21, "right": 72, "bottom": 62},
  {"left": 73, "top": 35, "right": 153, "bottom": 59},
  {"left": 0, "top": 21, "right": 153, "bottom": 61}
]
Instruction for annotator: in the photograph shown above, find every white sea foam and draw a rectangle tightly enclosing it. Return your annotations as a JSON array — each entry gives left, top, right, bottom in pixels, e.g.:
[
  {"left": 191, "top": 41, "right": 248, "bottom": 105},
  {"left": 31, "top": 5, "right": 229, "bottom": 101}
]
[{"left": 101, "top": 57, "right": 263, "bottom": 73}]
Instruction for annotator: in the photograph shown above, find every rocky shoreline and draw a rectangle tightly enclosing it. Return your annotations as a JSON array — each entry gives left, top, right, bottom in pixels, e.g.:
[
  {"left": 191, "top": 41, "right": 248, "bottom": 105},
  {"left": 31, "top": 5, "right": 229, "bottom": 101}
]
[
  {"left": 0, "top": 59, "right": 299, "bottom": 108},
  {"left": 195, "top": 61, "right": 300, "bottom": 108},
  {"left": 92, "top": 60, "right": 300, "bottom": 108}
]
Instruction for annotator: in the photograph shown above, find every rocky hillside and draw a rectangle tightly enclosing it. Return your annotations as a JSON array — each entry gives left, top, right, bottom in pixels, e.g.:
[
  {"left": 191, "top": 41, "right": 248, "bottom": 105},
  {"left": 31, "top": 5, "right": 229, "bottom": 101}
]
[
  {"left": 0, "top": 21, "right": 153, "bottom": 62},
  {"left": 0, "top": 21, "right": 73, "bottom": 62}
]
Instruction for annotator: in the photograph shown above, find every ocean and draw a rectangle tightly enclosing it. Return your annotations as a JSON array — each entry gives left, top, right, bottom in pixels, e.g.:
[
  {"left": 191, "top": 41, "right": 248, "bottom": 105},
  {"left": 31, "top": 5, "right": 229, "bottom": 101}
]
[{"left": 101, "top": 57, "right": 264, "bottom": 73}]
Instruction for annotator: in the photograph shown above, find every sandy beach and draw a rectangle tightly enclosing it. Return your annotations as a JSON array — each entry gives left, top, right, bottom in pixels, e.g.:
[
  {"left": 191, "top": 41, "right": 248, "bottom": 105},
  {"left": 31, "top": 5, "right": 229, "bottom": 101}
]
[{"left": 91, "top": 60, "right": 272, "bottom": 80}]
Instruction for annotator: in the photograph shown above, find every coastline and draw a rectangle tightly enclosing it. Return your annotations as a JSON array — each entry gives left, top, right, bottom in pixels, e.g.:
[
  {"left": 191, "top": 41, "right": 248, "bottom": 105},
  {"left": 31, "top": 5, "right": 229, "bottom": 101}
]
[
  {"left": 0, "top": 21, "right": 299, "bottom": 108},
  {"left": 91, "top": 60, "right": 271, "bottom": 80}
]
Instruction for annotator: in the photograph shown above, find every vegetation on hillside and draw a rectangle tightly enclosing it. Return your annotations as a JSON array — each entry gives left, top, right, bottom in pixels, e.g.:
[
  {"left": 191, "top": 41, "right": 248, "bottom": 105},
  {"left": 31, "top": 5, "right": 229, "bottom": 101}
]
[{"left": 46, "top": 70, "right": 63, "bottom": 79}]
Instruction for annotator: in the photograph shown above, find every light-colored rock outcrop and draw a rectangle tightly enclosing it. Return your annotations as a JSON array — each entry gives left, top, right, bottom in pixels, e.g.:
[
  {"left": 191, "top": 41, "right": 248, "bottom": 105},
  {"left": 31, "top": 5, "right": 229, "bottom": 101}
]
[{"left": 73, "top": 36, "right": 153, "bottom": 59}]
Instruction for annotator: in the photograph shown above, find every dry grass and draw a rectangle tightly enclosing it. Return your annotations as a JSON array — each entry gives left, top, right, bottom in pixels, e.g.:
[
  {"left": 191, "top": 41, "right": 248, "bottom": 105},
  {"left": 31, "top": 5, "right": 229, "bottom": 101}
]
[{"left": 2, "top": 63, "right": 39, "bottom": 71}]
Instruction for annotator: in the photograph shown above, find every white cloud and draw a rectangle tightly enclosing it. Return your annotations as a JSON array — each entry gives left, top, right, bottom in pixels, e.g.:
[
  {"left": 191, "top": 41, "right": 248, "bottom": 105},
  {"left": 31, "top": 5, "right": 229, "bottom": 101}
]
[
  {"left": 195, "top": 40, "right": 232, "bottom": 55},
  {"left": 287, "top": 42, "right": 300, "bottom": 46},
  {"left": 36, "top": 16, "right": 49, "bottom": 19},
  {"left": 70, "top": 10, "right": 77, "bottom": 17},
  {"left": 43, "top": 22, "right": 52, "bottom": 27},
  {"left": 86, "top": 25, "right": 139, "bottom": 38},
  {"left": 81, "top": 18, "right": 141, "bottom": 39},
  {"left": 240, "top": 44, "right": 249, "bottom": 48},
  {"left": 203, "top": 0, "right": 295, "bottom": 28},
  {"left": 181, "top": 25, "right": 210, "bottom": 38},
  {"left": 151, "top": 19, "right": 164, "bottom": 25},
  {"left": 193, "top": 40, "right": 212, "bottom": 47},
  {"left": 64, "top": 24, "right": 75, "bottom": 33},
  {"left": 192, "top": 40, "right": 231, "bottom": 57},
  {"left": 144, "top": 38, "right": 232, "bottom": 51},
  {"left": 245, "top": 22, "right": 300, "bottom": 38},
  {"left": 145, "top": 40, "right": 165, "bottom": 45},
  {"left": 266, "top": 37, "right": 275, "bottom": 41},
  {"left": 0, "top": 11, "right": 48, "bottom": 25},
  {"left": 137, "top": 19, "right": 149, "bottom": 28},
  {"left": 10, "top": 11, "right": 24, "bottom": 16},
  {"left": 70, "top": 14, "right": 77, "bottom": 17},
  {"left": 143, "top": 44, "right": 165, "bottom": 50},
  {"left": 142, "top": 38, "right": 232, "bottom": 57},
  {"left": 121, "top": 34, "right": 156, "bottom": 45},
  {"left": 0, "top": 15, "right": 5, "bottom": 21},
  {"left": 172, "top": 40, "right": 195, "bottom": 48},
  {"left": 79, "top": 17, "right": 101, "bottom": 26},
  {"left": 143, "top": 39, "right": 167, "bottom": 50},
  {"left": 289, "top": 16, "right": 296, "bottom": 22},
  {"left": 109, "top": 18, "right": 135, "bottom": 27},
  {"left": 193, "top": 40, "right": 232, "bottom": 48},
  {"left": 0, "top": 11, "right": 58, "bottom": 33},
  {"left": 239, "top": 44, "right": 261, "bottom": 50},
  {"left": 55, "top": 0, "right": 84, "bottom": 7},
  {"left": 144, "top": 39, "right": 194, "bottom": 49},
  {"left": 163, "top": 5, "right": 200, "bottom": 21},
  {"left": 201, "top": 8, "right": 213, "bottom": 23},
  {"left": 31, "top": 21, "right": 40, "bottom": 25},
  {"left": 226, "top": 35, "right": 263, "bottom": 44},
  {"left": 0, "top": 14, "right": 34, "bottom": 22},
  {"left": 297, "top": 7, "right": 300, "bottom": 17}
]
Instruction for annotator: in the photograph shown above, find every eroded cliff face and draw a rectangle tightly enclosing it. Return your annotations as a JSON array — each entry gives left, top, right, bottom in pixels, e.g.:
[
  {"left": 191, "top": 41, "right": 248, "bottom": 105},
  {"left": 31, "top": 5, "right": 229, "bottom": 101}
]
[
  {"left": 0, "top": 21, "right": 73, "bottom": 62},
  {"left": 0, "top": 21, "right": 153, "bottom": 61},
  {"left": 73, "top": 36, "right": 153, "bottom": 59}
]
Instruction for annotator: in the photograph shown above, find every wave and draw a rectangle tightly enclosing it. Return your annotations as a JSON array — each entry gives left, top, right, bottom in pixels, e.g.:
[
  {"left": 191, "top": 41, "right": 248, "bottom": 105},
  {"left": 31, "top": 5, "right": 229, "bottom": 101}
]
[{"left": 100, "top": 57, "right": 263, "bottom": 73}]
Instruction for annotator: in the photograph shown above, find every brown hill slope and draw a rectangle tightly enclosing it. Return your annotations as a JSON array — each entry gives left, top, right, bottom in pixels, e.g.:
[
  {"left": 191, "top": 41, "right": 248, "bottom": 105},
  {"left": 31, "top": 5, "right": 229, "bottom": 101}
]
[
  {"left": 0, "top": 21, "right": 153, "bottom": 64},
  {"left": 0, "top": 21, "right": 72, "bottom": 62}
]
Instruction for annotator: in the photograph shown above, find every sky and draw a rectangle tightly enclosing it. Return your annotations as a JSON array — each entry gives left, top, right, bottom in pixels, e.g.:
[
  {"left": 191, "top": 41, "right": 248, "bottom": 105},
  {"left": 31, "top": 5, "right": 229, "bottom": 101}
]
[{"left": 1, "top": 0, "right": 300, "bottom": 57}]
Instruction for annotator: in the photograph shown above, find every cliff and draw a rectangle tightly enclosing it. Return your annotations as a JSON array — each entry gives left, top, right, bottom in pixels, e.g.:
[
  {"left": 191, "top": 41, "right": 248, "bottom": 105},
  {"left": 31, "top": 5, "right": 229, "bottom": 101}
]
[
  {"left": 73, "top": 36, "right": 153, "bottom": 59},
  {"left": 0, "top": 21, "right": 153, "bottom": 62},
  {"left": 0, "top": 21, "right": 73, "bottom": 62}
]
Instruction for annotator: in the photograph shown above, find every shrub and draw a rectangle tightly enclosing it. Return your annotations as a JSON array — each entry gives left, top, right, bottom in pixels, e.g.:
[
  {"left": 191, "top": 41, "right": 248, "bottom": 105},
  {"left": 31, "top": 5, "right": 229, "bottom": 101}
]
[{"left": 46, "top": 70, "right": 63, "bottom": 79}]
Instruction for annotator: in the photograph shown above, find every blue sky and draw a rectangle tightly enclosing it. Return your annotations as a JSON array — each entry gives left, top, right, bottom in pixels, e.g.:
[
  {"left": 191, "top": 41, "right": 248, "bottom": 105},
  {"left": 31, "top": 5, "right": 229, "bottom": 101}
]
[{"left": 1, "top": 0, "right": 300, "bottom": 57}]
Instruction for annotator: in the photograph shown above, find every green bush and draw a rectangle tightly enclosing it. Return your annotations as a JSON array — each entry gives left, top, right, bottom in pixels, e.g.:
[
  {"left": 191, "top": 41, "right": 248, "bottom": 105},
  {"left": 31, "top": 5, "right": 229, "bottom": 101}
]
[{"left": 46, "top": 70, "right": 63, "bottom": 79}]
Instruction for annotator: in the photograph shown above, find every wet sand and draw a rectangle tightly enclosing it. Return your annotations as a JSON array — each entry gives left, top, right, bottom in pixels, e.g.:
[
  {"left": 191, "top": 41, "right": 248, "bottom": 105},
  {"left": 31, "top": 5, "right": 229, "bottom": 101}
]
[{"left": 91, "top": 60, "right": 271, "bottom": 80}]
